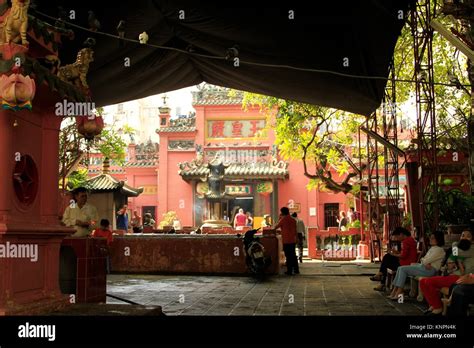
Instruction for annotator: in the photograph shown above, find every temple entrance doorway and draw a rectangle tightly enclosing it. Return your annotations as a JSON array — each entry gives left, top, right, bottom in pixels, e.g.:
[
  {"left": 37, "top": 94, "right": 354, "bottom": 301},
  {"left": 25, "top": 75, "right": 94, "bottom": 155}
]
[{"left": 229, "top": 197, "right": 254, "bottom": 226}]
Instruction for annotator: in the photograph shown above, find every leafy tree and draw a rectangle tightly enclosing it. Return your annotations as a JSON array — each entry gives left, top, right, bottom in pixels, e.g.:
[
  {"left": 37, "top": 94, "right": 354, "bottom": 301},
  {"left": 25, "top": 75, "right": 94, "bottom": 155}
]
[
  {"left": 393, "top": 7, "right": 470, "bottom": 153},
  {"left": 59, "top": 108, "right": 135, "bottom": 189},
  {"left": 437, "top": 188, "right": 474, "bottom": 229},
  {"left": 438, "top": 0, "right": 474, "bottom": 193},
  {"left": 94, "top": 127, "right": 129, "bottom": 165},
  {"left": 242, "top": 93, "right": 364, "bottom": 194},
  {"left": 240, "top": 2, "right": 474, "bottom": 197},
  {"left": 66, "top": 168, "right": 89, "bottom": 190}
]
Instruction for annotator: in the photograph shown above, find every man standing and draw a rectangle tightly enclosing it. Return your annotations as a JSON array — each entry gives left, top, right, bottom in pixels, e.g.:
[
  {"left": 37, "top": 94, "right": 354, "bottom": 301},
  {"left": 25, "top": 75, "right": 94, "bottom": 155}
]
[
  {"left": 62, "top": 187, "right": 99, "bottom": 237},
  {"left": 348, "top": 207, "right": 359, "bottom": 224},
  {"left": 233, "top": 208, "right": 247, "bottom": 230},
  {"left": 131, "top": 210, "right": 142, "bottom": 233},
  {"left": 337, "top": 211, "right": 348, "bottom": 231},
  {"left": 292, "top": 212, "right": 306, "bottom": 263},
  {"left": 116, "top": 204, "right": 129, "bottom": 232},
  {"left": 274, "top": 207, "right": 299, "bottom": 275}
]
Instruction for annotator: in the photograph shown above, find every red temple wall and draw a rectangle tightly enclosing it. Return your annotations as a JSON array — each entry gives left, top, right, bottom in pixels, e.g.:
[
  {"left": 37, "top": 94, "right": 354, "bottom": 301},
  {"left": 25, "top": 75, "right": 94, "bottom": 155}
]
[
  {"left": 125, "top": 167, "right": 158, "bottom": 214},
  {"left": 163, "top": 149, "right": 195, "bottom": 226},
  {"left": 278, "top": 160, "right": 348, "bottom": 228}
]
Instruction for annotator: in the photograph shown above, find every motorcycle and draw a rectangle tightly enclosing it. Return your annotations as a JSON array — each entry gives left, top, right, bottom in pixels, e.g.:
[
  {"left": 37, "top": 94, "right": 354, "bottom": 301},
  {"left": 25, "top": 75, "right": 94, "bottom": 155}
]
[{"left": 241, "top": 228, "right": 271, "bottom": 276}]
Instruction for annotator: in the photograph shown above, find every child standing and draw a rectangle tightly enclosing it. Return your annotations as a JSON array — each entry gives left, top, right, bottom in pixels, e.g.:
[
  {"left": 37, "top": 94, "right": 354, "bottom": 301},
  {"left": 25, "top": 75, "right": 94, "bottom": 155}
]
[{"left": 91, "top": 219, "right": 114, "bottom": 274}]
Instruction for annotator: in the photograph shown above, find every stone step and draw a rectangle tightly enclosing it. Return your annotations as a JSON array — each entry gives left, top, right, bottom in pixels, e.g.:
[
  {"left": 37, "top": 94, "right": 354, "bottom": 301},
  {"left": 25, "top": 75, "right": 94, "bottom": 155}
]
[{"left": 50, "top": 304, "right": 164, "bottom": 316}]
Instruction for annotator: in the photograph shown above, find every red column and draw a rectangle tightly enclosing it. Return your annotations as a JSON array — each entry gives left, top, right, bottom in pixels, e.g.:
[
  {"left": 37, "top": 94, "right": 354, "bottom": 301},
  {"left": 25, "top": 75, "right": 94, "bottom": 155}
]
[
  {"left": 0, "top": 83, "right": 72, "bottom": 315},
  {"left": 157, "top": 136, "right": 168, "bottom": 222},
  {"left": 41, "top": 111, "right": 62, "bottom": 224}
]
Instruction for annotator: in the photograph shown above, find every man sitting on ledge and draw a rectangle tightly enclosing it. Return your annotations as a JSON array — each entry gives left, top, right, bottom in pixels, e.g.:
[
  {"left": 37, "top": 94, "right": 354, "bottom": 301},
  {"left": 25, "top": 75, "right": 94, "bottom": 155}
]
[{"left": 62, "top": 187, "right": 99, "bottom": 237}]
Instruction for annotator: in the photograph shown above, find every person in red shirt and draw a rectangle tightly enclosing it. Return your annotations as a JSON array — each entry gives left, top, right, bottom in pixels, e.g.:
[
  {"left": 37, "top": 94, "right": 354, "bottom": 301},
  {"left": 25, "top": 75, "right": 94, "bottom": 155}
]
[
  {"left": 92, "top": 219, "right": 114, "bottom": 245},
  {"left": 274, "top": 207, "right": 299, "bottom": 275},
  {"left": 371, "top": 227, "right": 417, "bottom": 291},
  {"left": 391, "top": 227, "right": 418, "bottom": 265},
  {"left": 91, "top": 219, "right": 114, "bottom": 273},
  {"left": 234, "top": 208, "right": 247, "bottom": 230}
]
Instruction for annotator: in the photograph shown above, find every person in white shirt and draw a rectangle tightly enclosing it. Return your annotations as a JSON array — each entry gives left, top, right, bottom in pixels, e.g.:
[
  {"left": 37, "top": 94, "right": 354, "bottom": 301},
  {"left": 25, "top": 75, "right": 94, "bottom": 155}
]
[
  {"left": 292, "top": 212, "right": 306, "bottom": 263},
  {"left": 387, "top": 231, "right": 446, "bottom": 300},
  {"left": 62, "top": 187, "right": 99, "bottom": 237}
]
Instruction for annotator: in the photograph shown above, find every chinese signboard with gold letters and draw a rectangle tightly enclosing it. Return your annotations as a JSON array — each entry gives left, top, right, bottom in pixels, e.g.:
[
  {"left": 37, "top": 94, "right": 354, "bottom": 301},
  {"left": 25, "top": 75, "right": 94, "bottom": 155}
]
[
  {"left": 142, "top": 186, "right": 158, "bottom": 195},
  {"left": 225, "top": 185, "right": 252, "bottom": 195},
  {"left": 206, "top": 119, "right": 265, "bottom": 139}
]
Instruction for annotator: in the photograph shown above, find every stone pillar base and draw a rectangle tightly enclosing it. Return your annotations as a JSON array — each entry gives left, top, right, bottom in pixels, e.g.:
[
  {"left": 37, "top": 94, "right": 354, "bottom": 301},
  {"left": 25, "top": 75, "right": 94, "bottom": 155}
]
[{"left": 0, "top": 223, "right": 72, "bottom": 315}]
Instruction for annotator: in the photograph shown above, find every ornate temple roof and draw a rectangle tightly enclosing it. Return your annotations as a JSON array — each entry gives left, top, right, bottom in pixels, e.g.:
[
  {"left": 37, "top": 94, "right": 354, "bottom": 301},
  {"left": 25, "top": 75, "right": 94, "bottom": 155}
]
[
  {"left": 84, "top": 173, "right": 143, "bottom": 197},
  {"left": 157, "top": 115, "right": 197, "bottom": 133},
  {"left": 27, "top": 14, "right": 75, "bottom": 54},
  {"left": 192, "top": 84, "right": 243, "bottom": 106},
  {"left": 125, "top": 161, "right": 157, "bottom": 168},
  {"left": 88, "top": 168, "right": 125, "bottom": 174},
  {"left": 157, "top": 126, "right": 197, "bottom": 133},
  {"left": 178, "top": 160, "right": 289, "bottom": 180}
]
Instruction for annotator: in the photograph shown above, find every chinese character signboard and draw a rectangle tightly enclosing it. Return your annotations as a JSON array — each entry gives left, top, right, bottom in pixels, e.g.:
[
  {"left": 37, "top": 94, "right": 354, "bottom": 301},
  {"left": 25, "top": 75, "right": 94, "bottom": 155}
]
[
  {"left": 225, "top": 185, "right": 252, "bottom": 195},
  {"left": 205, "top": 149, "right": 270, "bottom": 164},
  {"left": 207, "top": 119, "right": 265, "bottom": 139},
  {"left": 142, "top": 186, "right": 158, "bottom": 195},
  {"left": 256, "top": 181, "right": 273, "bottom": 196}
]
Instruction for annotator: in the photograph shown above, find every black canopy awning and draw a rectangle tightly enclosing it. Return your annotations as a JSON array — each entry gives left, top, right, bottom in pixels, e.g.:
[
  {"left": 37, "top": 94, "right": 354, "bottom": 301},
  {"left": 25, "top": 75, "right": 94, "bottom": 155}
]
[{"left": 35, "top": 0, "right": 413, "bottom": 115}]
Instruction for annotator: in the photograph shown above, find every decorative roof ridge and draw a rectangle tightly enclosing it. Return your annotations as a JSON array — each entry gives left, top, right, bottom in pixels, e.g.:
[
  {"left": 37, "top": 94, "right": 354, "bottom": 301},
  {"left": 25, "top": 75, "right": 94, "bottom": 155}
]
[
  {"left": 86, "top": 172, "right": 119, "bottom": 182},
  {"left": 178, "top": 159, "right": 289, "bottom": 171},
  {"left": 192, "top": 84, "right": 244, "bottom": 106}
]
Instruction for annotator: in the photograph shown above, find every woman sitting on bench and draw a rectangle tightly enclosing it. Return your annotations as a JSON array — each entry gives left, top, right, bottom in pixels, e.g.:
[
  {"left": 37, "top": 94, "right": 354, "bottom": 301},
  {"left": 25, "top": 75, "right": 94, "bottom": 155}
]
[
  {"left": 371, "top": 227, "right": 418, "bottom": 291},
  {"left": 387, "top": 231, "right": 445, "bottom": 300},
  {"left": 420, "top": 230, "right": 473, "bottom": 316}
]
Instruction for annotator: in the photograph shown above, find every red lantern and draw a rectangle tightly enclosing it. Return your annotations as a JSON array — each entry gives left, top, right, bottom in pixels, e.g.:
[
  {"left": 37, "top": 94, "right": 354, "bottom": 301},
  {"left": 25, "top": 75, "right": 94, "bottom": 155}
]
[{"left": 76, "top": 115, "right": 104, "bottom": 140}]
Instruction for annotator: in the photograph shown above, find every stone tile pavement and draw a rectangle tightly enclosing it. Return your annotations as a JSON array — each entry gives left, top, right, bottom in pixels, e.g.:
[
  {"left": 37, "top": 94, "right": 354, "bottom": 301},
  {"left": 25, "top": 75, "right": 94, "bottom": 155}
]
[{"left": 106, "top": 261, "right": 427, "bottom": 316}]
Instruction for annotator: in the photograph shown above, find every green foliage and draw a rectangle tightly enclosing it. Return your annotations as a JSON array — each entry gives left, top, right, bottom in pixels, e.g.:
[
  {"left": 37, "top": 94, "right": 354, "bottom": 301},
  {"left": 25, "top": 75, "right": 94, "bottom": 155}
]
[
  {"left": 94, "top": 128, "right": 128, "bottom": 165},
  {"left": 59, "top": 107, "right": 136, "bottom": 186},
  {"left": 350, "top": 184, "right": 361, "bottom": 195},
  {"left": 66, "top": 167, "right": 88, "bottom": 190},
  {"left": 348, "top": 219, "right": 361, "bottom": 229},
  {"left": 393, "top": 9, "right": 469, "bottom": 151},
  {"left": 438, "top": 189, "right": 474, "bottom": 229},
  {"left": 242, "top": 92, "right": 364, "bottom": 194}
]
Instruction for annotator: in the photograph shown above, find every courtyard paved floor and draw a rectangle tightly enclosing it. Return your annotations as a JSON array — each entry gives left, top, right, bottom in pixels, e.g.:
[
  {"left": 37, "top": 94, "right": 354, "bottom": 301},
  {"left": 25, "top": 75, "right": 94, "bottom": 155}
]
[{"left": 106, "top": 260, "right": 427, "bottom": 316}]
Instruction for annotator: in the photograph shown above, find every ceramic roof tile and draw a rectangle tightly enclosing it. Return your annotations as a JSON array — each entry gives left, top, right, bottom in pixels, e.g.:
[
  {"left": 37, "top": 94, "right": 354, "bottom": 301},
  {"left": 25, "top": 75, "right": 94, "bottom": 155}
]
[
  {"left": 178, "top": 161, "right": 289, "bottom": 179},
  {"left": 84, "top": 174, "right": 143, "bottom": 197}
]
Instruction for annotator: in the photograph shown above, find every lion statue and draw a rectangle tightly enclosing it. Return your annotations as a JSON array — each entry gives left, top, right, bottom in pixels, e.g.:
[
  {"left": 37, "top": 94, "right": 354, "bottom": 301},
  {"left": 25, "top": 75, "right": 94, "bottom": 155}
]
[
  {"left": 0, "top": 0, "right": 30, "bottom": 46},
  {"left": 57, "top": 48, "right": 94, "bottom": 89}
]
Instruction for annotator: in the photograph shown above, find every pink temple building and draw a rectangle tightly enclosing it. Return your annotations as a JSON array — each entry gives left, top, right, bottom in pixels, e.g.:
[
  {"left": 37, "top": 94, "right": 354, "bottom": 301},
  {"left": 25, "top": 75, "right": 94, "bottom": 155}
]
[{"left": 88, "top": 85, "right": 351, "bottom": 229}]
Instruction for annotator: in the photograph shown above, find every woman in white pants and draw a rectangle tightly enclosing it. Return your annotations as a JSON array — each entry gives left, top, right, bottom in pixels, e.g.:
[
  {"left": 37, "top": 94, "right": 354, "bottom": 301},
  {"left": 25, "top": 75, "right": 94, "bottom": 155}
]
[{"left": 387, "top": 231, "right": 446, "bottom": 300}]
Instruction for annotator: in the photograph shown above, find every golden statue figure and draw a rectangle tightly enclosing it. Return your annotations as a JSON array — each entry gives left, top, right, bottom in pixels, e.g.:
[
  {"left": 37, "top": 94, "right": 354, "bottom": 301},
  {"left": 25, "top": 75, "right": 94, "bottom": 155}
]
[
  {"left": 57, "top": 48, "right": 94, "bottom": 89},
  {"left": 0, "top": 0, "right": 30, "bottom": 46}
]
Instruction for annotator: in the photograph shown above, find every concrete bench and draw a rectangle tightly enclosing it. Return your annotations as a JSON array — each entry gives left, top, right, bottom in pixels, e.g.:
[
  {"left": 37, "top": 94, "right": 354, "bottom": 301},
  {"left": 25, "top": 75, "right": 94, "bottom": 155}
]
[
  {"left": 386, "top": 269, "right": 424, "bottom": 297},
  {"left": 386, "top": 269, "right": 417, "bottom": 295},
  {"left": 386, "top": 268, "right": 395, "bottom": 291},
  {"left": 409, "top": 276, "right": 426, "bottom": 301}
]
